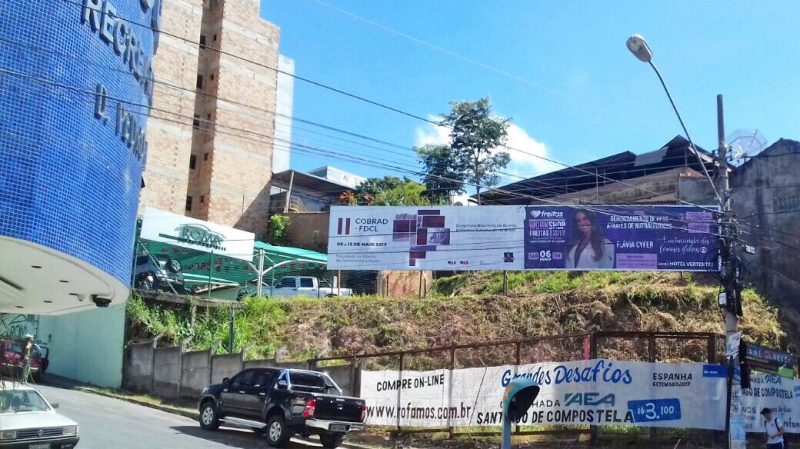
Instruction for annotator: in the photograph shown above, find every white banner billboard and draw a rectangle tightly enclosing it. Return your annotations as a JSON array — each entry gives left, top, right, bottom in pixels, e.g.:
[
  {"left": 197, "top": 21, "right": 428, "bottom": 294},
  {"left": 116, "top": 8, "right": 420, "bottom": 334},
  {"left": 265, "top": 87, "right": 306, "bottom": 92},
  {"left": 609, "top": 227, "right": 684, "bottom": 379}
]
[
  {"left": 735, "top": 374, "right": 800, "bottom": 434},
  {"left": 328, "top": 205, "right": 525, "bottom": 271},
  {"left": 139, "top": 208, "right": 255, "bottom": 261},
  {"left": 327, "top": 205, "right": 719, "bottom": 271},
  {"left": 361, "top": 360, "right": 798, "bottom": 432}
]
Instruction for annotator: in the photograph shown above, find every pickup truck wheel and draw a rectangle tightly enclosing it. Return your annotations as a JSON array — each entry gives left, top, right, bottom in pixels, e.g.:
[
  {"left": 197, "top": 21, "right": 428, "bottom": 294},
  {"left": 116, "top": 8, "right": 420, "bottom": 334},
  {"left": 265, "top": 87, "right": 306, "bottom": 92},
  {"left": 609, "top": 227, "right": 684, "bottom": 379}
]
[
  {"left": 266, "top": 414, "right": 290, "bottom": 447},
  {"left": 321, "top": 434, "right": 344, "bottom": 449},
  {"left": 135, "top": 275, "right": 153, "bottom": 290},
  {"left": 199, "top": 400, "right": 220, "bottom": 431}
]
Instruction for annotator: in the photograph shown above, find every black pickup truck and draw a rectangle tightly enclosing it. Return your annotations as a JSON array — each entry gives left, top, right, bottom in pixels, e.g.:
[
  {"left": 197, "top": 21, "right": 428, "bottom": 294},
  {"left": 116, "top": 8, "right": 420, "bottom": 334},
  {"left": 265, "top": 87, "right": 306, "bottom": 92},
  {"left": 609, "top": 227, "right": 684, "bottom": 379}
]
[{"left": 198, "top": 367, "right": 366, "bottom": 448}]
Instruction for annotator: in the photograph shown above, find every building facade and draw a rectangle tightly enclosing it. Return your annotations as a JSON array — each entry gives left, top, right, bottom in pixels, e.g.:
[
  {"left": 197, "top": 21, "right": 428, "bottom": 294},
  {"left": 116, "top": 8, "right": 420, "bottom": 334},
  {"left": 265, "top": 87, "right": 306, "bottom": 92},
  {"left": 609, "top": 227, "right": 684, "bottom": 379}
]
[
  {"left": 0, "top": 0, "right": 159, "bottom": 313},
  {"left": 481, "top": 136, "right": 717, "bottom": 206},
  {"left": 140, "top": 0, "right": 282, "bottom": 236},
  {"left": 731, "top": 138, "right": 800, "bottom": 351},
  {"left": 272, "top": 55, "right": 295, "bottom": 174}
]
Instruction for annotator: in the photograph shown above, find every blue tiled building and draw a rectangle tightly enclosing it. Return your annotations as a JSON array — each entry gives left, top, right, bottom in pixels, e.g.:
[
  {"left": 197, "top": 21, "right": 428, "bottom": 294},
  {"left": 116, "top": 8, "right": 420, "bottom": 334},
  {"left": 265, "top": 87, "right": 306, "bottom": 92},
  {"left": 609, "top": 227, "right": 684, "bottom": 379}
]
[{"left": 0, "top": 0, "right": 159, "bottom": 313}]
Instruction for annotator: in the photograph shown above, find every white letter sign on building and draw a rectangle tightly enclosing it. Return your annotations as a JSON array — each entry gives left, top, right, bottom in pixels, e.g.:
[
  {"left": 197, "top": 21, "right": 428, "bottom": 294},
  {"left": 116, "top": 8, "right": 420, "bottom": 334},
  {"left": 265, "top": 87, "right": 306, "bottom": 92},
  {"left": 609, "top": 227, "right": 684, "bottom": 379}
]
[{"left": 139, "top": 208, "right": 255, "bottom": 261}]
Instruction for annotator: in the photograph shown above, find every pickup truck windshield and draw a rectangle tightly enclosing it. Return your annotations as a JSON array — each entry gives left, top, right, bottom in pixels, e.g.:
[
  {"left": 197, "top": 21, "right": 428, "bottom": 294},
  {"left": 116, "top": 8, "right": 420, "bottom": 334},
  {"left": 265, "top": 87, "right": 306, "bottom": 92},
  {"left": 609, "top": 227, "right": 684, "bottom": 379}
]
[{"left": 289, "top": 372, "right": 325, "bottom": 392}]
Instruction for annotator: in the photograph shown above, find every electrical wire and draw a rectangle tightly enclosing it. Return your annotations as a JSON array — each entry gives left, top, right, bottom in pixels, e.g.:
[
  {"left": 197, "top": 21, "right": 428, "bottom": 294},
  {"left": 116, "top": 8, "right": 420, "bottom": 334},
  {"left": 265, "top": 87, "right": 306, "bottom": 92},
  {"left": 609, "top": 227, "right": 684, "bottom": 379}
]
[
  {"left": 0, "top": 62, "right": 766, "bottom": 253},
  {"left": 53, "top": 0, "right": 725, "bottom": 216},
  {"left": 303, "top": 0, "right": 565, "bottom": 96},
  {"left": 5, "top": 19, "right": 788, "bottom": 256},
  {"left": 0, "top": 66, "right": 727, "bottom": 240},
  {"left": 0, "top": 34, "right": 717, "bottom": 203},
  {"left": 51, "top": 1, "right": 756, "bottom": 283},
  {"left": 17, "top": 74, "right": 787, "bottom": 277}
]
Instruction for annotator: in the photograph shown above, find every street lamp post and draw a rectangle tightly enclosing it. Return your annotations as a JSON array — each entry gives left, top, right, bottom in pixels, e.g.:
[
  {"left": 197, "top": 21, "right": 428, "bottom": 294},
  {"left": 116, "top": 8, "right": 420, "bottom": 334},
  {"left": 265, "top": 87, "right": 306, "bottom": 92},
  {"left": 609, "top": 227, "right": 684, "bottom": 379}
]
[
  {"left": 626, "top": 34, "right": 741, "bottom": 449},
  {"left": 625, "top": 35, "right": 719, "bottom": 197},
  {"left": 625, "top": 33, "right": 738, "bottom": 333}
]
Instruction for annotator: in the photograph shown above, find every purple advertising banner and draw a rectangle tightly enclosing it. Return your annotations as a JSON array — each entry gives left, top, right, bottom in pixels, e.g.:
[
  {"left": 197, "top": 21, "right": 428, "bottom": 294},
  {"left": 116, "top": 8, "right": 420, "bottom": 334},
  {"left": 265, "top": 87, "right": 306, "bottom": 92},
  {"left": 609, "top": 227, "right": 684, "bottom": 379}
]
[{"left": 524, "top": 206, "right": 720, "bottom": 271}]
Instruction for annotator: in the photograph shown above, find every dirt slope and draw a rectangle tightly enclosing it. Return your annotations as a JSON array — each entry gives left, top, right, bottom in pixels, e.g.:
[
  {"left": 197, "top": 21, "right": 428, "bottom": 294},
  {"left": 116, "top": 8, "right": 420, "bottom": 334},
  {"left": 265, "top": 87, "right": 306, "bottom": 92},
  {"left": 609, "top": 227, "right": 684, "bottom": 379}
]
[{"left": 127, "top": 272, "right": 788, "bottom": 363}]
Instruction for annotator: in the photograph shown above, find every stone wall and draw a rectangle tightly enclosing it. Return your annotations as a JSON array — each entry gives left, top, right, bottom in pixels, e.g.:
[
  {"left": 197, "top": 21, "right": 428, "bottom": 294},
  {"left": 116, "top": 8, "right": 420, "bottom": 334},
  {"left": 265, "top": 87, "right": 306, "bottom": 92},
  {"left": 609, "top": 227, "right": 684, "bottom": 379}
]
[{"left": 378, "top": 271, "right": 433, "bottom": 298}]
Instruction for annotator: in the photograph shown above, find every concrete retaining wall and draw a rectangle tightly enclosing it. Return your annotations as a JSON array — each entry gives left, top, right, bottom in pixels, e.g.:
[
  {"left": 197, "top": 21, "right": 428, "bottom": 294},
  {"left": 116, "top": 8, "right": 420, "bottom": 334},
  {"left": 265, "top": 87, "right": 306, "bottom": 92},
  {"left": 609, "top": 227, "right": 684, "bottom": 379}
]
[
  {"left": 242, "top": 358, "right": 278, "bottom": 370},
  {"left": 210, "top": 353, "right": 243, "bottom": 385},
  {"left": 153, "top": 346, "right": 183, "bottom": 398},
  {"left": 180, "top": 350, "right": 211, "bottom": 398},
  {"left": 124, "top": 342, "right": 155, "bottom": 392},
  {"left": 121, "top": 342, "right": 357, "bottom": 400}
]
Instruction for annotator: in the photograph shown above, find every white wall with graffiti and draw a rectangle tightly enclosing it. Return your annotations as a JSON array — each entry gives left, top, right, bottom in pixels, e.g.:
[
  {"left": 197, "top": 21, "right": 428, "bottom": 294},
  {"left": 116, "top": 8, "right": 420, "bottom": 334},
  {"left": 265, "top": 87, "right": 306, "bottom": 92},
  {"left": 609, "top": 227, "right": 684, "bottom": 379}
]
[{"left": 0, "top": 314, "right": 39, "bottom": 338}]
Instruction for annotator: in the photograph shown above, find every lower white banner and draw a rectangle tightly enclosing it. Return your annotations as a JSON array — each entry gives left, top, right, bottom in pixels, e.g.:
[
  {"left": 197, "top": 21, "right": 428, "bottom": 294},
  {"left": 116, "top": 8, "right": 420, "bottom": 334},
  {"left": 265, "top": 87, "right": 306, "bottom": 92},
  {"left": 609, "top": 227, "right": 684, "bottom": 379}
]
[
  {"left": 361, "top": 359, "right": 798, "bottom": 432},
  {"left": 734, "top": 373, "right": 800, "bottom": 434}
]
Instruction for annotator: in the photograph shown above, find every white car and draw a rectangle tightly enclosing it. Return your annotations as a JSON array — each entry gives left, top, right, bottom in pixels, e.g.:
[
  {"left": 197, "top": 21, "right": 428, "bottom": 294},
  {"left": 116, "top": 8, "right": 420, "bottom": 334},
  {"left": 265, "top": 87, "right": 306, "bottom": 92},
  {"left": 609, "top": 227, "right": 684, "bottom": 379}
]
[{"left": 0, "top": 382, "right": 79, "bottom": 448}]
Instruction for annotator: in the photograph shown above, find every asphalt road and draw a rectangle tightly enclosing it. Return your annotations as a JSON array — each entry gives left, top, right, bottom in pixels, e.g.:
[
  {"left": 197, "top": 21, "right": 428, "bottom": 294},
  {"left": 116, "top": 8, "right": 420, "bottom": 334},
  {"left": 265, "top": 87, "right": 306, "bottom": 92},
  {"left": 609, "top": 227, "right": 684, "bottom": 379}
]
[{"left": 35, "top": 384, "right": 322, "bottom": 449}]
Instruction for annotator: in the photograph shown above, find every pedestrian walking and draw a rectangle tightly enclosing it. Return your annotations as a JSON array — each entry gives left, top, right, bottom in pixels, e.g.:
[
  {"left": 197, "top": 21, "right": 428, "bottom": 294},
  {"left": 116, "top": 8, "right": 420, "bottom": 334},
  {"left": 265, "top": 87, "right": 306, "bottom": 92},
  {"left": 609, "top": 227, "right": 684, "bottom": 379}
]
[{"left": 761, "top": 407, "right": 786, "bottom": 449}]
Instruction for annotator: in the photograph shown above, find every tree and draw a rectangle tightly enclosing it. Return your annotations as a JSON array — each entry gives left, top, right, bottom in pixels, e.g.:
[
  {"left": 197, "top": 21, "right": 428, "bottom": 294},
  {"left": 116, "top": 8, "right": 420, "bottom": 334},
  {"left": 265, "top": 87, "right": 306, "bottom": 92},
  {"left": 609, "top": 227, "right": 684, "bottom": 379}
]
[
  {"left": 354, "top": 176, "right": 430, "bottom": 206},
  {"left": 338, "top": 190, "right": 357, "bottom": 205},
  {"left": 267, "top": 215, "right": 290, "bottom": 245},
  {"left": 446, "top": 98, "right": 510, "bottom": 203},
  {"left": 416, "top": 144, "right": 465, "bottom": 204},
  {"left": 415, "top": 98, "right": 511, "bottom": 204}
]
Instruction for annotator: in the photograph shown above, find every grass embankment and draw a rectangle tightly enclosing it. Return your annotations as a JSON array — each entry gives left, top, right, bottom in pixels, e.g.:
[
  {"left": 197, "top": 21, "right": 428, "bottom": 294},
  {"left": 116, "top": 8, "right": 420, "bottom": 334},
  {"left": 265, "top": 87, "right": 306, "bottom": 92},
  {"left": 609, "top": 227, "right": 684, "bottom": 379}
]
[{"left": 126, "top": 271, "right": 787, "bottom": 363}]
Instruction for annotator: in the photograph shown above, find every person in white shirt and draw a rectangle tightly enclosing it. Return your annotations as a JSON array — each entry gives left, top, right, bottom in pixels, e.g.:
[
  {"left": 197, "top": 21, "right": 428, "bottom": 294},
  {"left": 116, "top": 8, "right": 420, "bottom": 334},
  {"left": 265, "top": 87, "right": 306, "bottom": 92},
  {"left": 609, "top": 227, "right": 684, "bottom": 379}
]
[
  {"left": 564, "top": 210, "right": 615, "bottom": 269},
  {"left": 761, "top": 407, "right": 785, "bottom": 449}
]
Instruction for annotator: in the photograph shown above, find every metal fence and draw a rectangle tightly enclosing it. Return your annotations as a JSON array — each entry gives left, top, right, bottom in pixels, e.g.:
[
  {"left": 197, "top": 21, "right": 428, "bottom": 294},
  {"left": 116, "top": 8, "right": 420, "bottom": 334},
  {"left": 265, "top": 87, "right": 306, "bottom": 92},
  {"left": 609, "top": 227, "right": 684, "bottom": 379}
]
[{"left": 308, "top": 331, "right": 725, "bottom": 445}]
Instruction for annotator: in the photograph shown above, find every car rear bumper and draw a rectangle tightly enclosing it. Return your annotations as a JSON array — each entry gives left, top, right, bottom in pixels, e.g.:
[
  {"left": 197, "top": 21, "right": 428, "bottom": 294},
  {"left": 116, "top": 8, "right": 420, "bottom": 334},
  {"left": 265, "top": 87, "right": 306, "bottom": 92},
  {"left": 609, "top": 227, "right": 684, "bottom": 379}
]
[
  {"left": 305, "top": 419, "right": 364, "bottom": 433},
  {"left": 0, "top": 436, "right": 79, "bottom": 448}
]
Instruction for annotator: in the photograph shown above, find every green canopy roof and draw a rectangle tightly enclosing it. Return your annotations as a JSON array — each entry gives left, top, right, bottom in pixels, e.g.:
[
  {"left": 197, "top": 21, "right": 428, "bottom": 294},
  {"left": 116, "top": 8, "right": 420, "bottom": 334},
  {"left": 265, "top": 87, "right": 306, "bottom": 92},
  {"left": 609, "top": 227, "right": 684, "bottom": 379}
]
[
  {"left": 137, "top": 240, "right": 328, "bottom": 291},
  {"left": 254, "top": 241, "right": 328, "bottom": 265}
]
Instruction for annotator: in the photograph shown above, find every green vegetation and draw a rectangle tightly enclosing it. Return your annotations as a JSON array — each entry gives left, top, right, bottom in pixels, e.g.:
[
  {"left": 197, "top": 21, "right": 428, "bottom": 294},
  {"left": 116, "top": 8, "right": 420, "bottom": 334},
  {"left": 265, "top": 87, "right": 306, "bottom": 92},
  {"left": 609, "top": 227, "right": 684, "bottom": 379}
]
[
  {"left": 127, "top": 271, "right": 787, "bottom": 364},
  {"left": 266, "top": 215, "right": 290, "bottom": 245},
  {"left": 354, "top": 176, "right": 431, "bottom": 206},
  {"left": 127, "top": 295, "right": 292, "bottom": 360}
]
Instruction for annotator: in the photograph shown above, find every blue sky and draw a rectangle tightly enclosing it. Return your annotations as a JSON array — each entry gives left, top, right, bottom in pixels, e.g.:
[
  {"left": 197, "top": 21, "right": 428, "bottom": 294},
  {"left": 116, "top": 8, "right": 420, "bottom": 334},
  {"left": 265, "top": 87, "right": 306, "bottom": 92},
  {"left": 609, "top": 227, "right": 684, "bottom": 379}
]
[{"left": 261, "top": 1, "right": 799, "bottom": 187}]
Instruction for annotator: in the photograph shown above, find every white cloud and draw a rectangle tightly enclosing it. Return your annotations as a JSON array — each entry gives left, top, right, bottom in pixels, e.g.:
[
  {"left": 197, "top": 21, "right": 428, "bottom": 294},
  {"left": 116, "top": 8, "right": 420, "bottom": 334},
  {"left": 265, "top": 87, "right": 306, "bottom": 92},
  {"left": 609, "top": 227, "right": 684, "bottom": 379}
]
[
  {"left": 498, "top": 124, "right": 559, "bottom": 180},
  {"left": 413, "top": 117, "right": 558, "bottom": 184},
  {"left": 413, "top": 115, "right": 449, "bottom": 147}
]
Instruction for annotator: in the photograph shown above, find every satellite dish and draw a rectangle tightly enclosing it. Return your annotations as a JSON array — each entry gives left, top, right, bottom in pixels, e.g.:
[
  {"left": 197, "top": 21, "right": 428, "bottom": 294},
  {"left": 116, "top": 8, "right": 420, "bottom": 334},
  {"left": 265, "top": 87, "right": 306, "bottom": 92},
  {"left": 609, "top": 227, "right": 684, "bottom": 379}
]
[{"left": 726, "top": 129, "right": 767, "bottom": 165}]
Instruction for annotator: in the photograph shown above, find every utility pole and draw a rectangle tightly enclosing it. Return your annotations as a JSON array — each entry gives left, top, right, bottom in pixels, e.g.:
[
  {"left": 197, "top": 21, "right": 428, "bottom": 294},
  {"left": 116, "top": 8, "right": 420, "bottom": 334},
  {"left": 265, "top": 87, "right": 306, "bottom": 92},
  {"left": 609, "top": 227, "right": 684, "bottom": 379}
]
[
  {"left": 718, "top": 94, "right": 743, "bottom": 449},
  {"left": 716, "top": 94, "right": 739, "bottom": 337}
]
